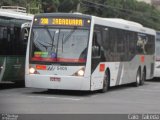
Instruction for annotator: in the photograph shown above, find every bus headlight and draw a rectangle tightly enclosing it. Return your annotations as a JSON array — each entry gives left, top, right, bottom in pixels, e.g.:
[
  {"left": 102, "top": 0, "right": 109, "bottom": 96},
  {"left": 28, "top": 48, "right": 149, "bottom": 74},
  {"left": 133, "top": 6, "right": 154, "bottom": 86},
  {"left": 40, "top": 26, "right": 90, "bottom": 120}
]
[
  {"left": 72, "top": 67, "right": 85, "bottom": 76},
  {"left": 77, "top": 69, "right": 85, "bottom": 76},
  {"left": 29, "top": 67, "right": 36, "bottom": 74}
]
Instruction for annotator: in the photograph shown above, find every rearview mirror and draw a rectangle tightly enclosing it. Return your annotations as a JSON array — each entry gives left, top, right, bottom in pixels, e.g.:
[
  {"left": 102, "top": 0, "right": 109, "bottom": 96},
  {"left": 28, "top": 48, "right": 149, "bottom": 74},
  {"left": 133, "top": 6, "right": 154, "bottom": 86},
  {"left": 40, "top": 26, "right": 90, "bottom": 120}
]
[{"left": 92, "top": 46, "right": 100, "bottom": 57}]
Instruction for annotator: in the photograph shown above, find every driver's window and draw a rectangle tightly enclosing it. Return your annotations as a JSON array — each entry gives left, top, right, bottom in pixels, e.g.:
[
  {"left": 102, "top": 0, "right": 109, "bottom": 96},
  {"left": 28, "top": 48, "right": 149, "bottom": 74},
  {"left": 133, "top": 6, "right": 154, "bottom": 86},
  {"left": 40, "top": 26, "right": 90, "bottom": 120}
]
[{"left": 92, "top": 31, "right": 101, "bottom": 58}]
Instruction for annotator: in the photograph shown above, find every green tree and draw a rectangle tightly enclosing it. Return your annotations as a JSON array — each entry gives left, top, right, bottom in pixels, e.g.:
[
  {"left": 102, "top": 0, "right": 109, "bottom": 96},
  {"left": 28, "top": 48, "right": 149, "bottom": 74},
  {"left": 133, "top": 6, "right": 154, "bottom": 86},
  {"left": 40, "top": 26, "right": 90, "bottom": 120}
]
[
  {"left": 41, "top": 0, "right": 79, "bottom": 13},
  {"left": 0, "top": 0, "right": 26, "bottom": 7},
  {"left": 81, "top": 0, "right": 160, "bottom": 30},
  {"left": 58, "top": 0, "right": 79, "bottom": 12},
  {"left": 27, "top": 0, "right": 41, "bottom": 14},
  {"left": 41, "top": 0, "right": 59, "bottom": 13},
  {"left": 0, "top": 0, "right": 41, "bottom": 13},
  {"left": 1, "top": 0, "right": 160, "bottom": 30}
]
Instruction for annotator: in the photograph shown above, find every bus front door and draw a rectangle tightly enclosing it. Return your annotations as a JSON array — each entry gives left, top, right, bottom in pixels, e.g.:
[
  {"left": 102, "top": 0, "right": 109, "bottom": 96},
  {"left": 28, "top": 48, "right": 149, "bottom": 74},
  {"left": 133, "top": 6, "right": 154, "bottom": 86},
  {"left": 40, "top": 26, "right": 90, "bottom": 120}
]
[{"left": 2, "top": 56, "right": 25, "bottom": 82}]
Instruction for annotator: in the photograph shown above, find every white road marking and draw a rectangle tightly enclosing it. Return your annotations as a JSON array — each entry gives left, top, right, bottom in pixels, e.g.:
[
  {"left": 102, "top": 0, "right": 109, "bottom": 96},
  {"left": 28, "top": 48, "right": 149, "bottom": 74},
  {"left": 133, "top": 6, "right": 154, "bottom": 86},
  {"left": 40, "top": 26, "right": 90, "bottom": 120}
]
[
  {"left": 136, "top": 88, "right": 160, "bottom": 93},
  {"left": 28, "top": 95, "right": 82, "bottom": 101},
  {"left": 0, "top": 93, "right": 82, "bottom": 101}
]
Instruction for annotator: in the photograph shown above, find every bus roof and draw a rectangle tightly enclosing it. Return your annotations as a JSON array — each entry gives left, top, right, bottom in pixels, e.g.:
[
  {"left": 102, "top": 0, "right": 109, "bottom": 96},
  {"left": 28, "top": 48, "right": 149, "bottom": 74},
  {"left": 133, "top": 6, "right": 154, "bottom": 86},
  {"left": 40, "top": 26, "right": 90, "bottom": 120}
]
[
  {"left": 156, "top": 31, "right": 160, "bottom": 35},
  {"left": 104, "top": 18, "right": 143, "bottom": 28},
  {"left": 1, "top": 6, "right": 27, "bottom": 13},
  {"left": 34, "top": 12, "right": 155, "bottom": 35},
  {"left": 93, "top": 15, "right": 155, "bottom": 35},
  {"left": 34, "top": 12, "right": 91, "bottom": 19},
  {"left": 0, "top": 9, "right": 33, "bottom": 20}
]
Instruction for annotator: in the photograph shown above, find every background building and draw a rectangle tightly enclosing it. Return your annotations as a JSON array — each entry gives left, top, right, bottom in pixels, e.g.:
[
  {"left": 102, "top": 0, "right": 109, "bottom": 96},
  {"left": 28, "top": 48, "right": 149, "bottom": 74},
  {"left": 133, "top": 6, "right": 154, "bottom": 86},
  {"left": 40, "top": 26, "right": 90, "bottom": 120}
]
[
  {"left": 137, "top": 0, "right": 160, "bottom": 10},
  {"left": 152, "top": 0, "right": 160, "bottom": 10},
  {"left": 137, "top": 0, "right": 160, "bottom": 6},
  {"left": 137, "top": 0, "right": 152, "bottom": 4}
]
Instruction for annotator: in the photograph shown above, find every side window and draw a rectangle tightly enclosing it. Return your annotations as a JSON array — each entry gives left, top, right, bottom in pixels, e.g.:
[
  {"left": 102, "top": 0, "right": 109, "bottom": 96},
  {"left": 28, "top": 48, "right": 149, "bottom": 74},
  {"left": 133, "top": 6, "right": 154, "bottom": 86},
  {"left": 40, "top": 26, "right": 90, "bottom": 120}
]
[
  {"left": 136, "top": 34, "right": 148, "bottom": 54},
  {"left": 0, "top": 26, "right": 7, "bottom": 55},
  {"left": 117, "top": 30, "right": 125, "bottom": 61},
  {"left": 102, "top": 28, "right": 109, "bottom": 50},
  {"left": 102, "top": 28, "right": 111, "bottom": 61},
  {"left": 156, "top": 34, "right": 160, "bottom": 58},
  {"left": 128, "top": 32, "right": 136, "bottom": 60},
  {"left": 3, "top": 28, "right": 7, "bottom": 39},
  {"left": 146, "top": 35, "right": 155, "bottom": 55},
  {"left": 21, "top": 27, "right": 30, "bottom": 55},
  {"left": 92, "top": 30, "right": 101, "bottom": 58},
  {"left": 108, "top": 28, "right": 117, "bottom": 61}
]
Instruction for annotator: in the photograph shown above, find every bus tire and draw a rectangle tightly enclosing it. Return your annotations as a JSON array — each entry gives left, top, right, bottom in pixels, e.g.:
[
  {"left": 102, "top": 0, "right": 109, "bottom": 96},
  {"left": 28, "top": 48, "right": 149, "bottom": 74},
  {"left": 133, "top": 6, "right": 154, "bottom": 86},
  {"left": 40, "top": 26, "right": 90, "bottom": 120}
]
[
  {"left": 140, "top": 67, "right": 146, "bottom": 85},
  {"left": 100, "top": 70, "right": 109, "bottom": 93},
  {"left": 135, "top": 68, "right": 141, "bottom": 87}
]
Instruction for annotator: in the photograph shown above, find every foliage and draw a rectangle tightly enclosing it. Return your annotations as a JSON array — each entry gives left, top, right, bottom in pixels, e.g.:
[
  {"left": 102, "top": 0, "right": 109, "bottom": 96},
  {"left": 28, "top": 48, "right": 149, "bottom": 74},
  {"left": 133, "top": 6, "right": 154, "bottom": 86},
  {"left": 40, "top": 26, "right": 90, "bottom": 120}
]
[
  {"left": 41, "top": 0, "right": 79, "bottom": 13},
  {"left": 0, "top": 0, "right": 160, "bottom": 30},
  {"left": 81, "top": 0, "right": 160, "bottom": 30},
  {"left": 0, "top": 0, "right": 27, "bottom": 7}
]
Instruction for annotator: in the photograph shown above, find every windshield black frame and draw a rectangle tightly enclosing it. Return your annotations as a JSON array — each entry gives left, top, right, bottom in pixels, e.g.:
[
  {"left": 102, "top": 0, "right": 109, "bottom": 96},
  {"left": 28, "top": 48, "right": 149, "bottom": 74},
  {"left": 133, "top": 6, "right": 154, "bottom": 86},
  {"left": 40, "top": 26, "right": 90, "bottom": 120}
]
[{"left": 29, "top": 26, "right": 90, "bottom": 65}]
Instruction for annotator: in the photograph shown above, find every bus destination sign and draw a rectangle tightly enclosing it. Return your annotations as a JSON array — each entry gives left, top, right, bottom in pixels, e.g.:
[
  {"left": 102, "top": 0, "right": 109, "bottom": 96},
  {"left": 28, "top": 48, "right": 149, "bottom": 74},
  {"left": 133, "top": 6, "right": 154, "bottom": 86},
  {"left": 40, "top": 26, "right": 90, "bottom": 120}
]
[
  {"left": 52, "top": 18, "right": 83, "bottom": 26},
  {"left": 34, "top": 17, "right": 90, "bottom": 27}
]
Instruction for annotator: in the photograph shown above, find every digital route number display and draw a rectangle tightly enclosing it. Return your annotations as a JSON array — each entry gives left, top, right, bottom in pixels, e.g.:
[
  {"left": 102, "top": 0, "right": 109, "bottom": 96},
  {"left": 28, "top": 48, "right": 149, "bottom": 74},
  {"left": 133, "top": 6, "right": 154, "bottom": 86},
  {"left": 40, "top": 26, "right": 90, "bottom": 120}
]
[{"left": 34, "top": 17, "right": 91, "bottom": 27}]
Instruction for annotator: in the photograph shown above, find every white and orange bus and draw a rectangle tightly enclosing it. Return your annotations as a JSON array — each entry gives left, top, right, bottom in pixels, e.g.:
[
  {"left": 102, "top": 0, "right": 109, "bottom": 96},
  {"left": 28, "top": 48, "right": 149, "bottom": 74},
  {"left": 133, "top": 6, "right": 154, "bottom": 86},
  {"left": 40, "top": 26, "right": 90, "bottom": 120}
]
[{"left": 25, "top": 13, "right": 155, "bottom": 92}]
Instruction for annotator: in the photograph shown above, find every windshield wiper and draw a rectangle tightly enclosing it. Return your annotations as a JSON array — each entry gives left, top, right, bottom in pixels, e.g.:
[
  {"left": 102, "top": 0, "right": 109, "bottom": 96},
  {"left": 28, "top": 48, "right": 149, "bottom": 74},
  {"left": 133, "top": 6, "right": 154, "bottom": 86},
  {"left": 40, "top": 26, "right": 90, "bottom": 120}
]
[
  {"left": 62, "top": 34, "right": 64, "bottom": 53},
  {"left": 56, "top": 27, "right": 77, "bottom": 55},
  {"left": 44, "top": 26, "right": 56, "bottom": 51},
  {"left": 63, "top": 27, "right": 77, "bottom": 44}
]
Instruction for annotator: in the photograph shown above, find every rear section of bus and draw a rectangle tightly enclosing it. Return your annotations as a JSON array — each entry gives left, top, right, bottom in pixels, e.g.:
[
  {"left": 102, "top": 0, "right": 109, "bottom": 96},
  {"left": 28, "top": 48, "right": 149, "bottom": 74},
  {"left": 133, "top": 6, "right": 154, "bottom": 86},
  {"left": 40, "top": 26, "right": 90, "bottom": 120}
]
[
  {"left": 25, "top": 13, "right": 93, "bottom": 90},
  {"left": 0, "top": 11, "right": 32, "bottom": 83},
  {"left": 154, "top": 31, "right": 160, "bottom": 77}
]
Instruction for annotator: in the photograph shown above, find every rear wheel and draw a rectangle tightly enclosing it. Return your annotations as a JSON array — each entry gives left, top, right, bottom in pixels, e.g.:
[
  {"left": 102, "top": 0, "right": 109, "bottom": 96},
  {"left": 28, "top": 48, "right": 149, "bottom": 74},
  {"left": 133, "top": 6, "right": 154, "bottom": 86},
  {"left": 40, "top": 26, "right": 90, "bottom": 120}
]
[
  {"left": 100, "top": 71, "right": 109, "bottom": 93},
  {"left": 135, "top": 68, "right": 141, "bottom": 87},
  {"left": 140, "top": 68, "right": 146, "bottom": 85}
]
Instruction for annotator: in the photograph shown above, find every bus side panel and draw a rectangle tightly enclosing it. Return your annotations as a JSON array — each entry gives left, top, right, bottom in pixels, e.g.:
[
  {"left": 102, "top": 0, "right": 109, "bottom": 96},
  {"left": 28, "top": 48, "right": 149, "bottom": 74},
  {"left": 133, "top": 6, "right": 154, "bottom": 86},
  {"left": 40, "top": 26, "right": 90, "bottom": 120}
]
[
  {"left": 154, "top": 31, "right": 160, "bottom": 78},
  {"left": 154, "top": 61, "right": 160, "bottom": 77},
  {"left": 91, "top": 62, "right": 122, "bottom": 91},
  {"left": 123, "top": 55, "right": 154, "bottom": 82},
  {"left": 91, "top": 55, "right": 154, "bottom": 91},
  {"left": 121, "top": 55, "right": 154, "bottom": 83},
  {"left": 146, "top": 56, "right": 154, "bottom": 79},
  {"left": 91, "top": 61, "right": 135, "bottom": 91}
]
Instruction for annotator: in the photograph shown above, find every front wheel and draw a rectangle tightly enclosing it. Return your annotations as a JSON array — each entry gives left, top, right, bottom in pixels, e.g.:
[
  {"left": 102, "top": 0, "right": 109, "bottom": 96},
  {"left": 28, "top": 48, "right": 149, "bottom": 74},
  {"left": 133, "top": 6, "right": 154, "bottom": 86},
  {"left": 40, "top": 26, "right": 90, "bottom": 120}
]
[{"left": 100, "top": 71, "right": 109, "bottom": 93}]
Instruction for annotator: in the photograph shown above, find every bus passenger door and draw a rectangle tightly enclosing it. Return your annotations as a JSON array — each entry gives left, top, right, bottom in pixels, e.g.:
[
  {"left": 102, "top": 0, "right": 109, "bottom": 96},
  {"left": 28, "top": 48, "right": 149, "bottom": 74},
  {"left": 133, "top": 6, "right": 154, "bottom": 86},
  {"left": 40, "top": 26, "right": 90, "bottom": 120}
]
[
  {"left": 91, "top": 30, "right": 104, "bottom": 90},
  {"left": 4, "top": 26, "right": 26, "bottom": 82}
]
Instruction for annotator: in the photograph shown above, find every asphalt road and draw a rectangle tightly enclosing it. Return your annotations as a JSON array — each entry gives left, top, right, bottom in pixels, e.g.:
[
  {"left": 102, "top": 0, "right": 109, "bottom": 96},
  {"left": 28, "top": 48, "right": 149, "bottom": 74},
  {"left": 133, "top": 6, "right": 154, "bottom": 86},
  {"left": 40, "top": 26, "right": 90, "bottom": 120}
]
[{"left": 0, "top": 78, "right": 160, "bottom": 114}]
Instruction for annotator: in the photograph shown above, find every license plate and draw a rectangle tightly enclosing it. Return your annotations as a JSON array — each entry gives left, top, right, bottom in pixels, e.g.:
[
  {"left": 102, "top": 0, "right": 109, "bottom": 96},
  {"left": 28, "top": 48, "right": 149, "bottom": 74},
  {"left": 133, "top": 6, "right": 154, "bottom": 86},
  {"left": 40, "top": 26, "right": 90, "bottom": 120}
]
[{"left": 50, "top": 77, "right": 61, "bottom": 82}]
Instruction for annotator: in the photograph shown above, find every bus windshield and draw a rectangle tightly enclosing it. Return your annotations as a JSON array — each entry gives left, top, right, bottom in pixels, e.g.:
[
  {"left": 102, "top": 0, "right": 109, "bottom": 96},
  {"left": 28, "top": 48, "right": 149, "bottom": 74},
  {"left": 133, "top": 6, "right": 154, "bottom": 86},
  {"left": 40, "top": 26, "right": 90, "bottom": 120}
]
[{"left": 30, "top": 27, "right": 89, "bottom": 63}]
